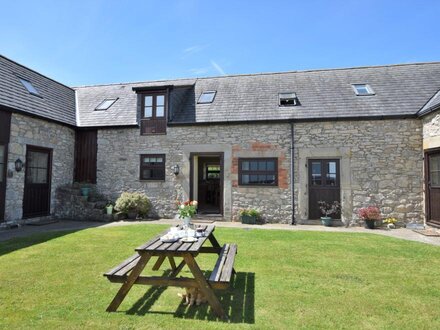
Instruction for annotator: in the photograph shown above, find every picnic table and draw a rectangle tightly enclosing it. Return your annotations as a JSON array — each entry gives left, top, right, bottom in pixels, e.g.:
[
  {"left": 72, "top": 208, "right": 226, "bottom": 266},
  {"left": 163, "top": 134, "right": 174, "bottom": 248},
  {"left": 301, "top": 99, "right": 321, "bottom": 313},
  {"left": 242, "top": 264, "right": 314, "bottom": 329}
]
[{"left": 104, "top": 224, "right": 237, "bottom": 319}]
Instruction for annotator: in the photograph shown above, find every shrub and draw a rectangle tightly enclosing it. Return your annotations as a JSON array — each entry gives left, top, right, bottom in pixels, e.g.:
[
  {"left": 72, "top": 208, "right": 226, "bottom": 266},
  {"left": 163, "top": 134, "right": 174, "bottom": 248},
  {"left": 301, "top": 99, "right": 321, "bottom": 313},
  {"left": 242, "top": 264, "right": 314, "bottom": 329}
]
[
  {"left": 358, "top": 206, "right": 381, "bottom": 221},
  {"left": 115, "top": 192, "right": 151, "bottom": 216},
  {"left": 318, "top": 201, "right": 341, "bottom": 217},
  {"left": 239, "top": 208, "right": 261, "bottom": 218}
]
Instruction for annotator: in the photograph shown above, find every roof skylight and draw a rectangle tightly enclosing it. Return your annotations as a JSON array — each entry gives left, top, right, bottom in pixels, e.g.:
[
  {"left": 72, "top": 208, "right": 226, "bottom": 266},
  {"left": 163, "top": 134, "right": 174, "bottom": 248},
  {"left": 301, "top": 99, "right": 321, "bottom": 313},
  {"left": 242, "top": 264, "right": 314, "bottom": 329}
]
[
  {"left": 198, "top": 91, "right": 216, "bottom": 104},
  {"left": 95, "top": 98, "right": 118, "bottom": 111},
  {"left": 279, "top": 92, "right": 298, "bottom": 106},
  {"left": 352, "top": 84, "right": 375, "bottom": 96},
  {"left": 19, "top": 78, "right": 41, "bottom": 97}
]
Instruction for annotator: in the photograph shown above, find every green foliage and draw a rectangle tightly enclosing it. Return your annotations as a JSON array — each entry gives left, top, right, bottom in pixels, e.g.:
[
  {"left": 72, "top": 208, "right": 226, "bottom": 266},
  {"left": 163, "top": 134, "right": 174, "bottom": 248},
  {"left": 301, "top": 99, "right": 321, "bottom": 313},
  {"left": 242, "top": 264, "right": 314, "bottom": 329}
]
[
  {"left": 114, "top": 192, "right": 150, "bottom": 216},
  {"left": 239, "top": 208, "right": 261, "bottom": 218}
]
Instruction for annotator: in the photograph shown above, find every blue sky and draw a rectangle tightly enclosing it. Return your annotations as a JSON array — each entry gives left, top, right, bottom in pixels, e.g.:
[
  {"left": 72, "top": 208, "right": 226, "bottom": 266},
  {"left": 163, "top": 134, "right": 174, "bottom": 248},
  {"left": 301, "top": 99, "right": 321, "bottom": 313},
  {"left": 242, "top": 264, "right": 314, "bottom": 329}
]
[{"left": 1, "top": 0, "right": 439, "bottom": 86}]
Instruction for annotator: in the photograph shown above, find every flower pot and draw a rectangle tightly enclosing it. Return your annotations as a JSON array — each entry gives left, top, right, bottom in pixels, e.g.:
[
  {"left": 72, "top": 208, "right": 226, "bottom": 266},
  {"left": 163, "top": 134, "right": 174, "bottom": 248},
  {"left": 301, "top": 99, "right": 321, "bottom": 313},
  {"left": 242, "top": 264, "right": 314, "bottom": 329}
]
[
  {"left": 241, "top": 215, "right": 257, "bottom": 224},
  {"left": 365, "top": 219, "right": 376, "bottom": 229},
  {"left": 80, "top": 187, "right": 91, "bottom": 197},
  {"left": 105, "top": 205, "right": 113, "bottom": 215},
  {"left": 321, "top": 216, "right": 333, "bottom": 227},
  {"left": 127, "top": 212, "right": 137, "bottom": 220},
  {"left": 183, "top": 216, "right": 191, "bottom": 227}
]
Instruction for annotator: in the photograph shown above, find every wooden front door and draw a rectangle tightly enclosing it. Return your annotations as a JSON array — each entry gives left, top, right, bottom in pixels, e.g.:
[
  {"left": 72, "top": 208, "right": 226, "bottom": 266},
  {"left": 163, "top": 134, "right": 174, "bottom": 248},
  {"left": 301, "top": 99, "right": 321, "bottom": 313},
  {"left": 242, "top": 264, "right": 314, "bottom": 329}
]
[
  {"left": 308, "top": 159, "right": 341, "bottom": 220},
  {"left": 74, "top": 130, "right": 97, "bottom": 183},
  {"left": 0, "top": 110, "right": 11, "bottom": 222},
  {"left": 23, "top": 146, "right": 52, "bottom": 218},
  {"left": 426, "top": 149, "right": 440, "bottom": 226}
]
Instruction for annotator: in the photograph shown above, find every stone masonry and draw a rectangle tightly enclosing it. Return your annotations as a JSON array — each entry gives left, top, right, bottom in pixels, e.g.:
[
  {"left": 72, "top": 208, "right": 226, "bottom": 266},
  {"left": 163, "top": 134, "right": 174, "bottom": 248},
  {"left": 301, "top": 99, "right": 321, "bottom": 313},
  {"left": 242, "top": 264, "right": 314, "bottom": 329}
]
[
  {"left": 294, "top": 118, "right": 424, "bottom": 224},
  {"left": 422, "top": 109, "right": 440, "bottom": 150},
  {"left": 96, "top": 123, "right": 292, "bottom": 223},
  {"left": 5, "top": 113, "right": 75, "bottom": 221}
]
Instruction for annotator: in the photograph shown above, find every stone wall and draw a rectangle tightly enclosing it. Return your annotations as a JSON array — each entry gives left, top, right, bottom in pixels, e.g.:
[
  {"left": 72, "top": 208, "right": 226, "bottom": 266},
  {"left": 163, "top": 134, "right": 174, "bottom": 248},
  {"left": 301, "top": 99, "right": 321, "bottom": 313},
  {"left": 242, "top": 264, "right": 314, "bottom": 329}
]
[
  {"left": 96, "top": 123, "right": 292, "bottom": 223},
  {"left": 5, "top": 113, "right": 75, "bottom": 221},
  {"left": 422, "top": 109, "right": 440, "bottom": 150},
  {"left": 294, "top": 118, "right": 424, "bottom": 224}
]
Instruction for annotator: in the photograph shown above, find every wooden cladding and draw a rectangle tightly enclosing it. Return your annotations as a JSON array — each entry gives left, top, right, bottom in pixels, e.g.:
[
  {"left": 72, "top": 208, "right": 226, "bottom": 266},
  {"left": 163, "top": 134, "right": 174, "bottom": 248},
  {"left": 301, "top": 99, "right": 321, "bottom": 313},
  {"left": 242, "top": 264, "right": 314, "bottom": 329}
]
[
  {"left": 74, "top": 130, "right": 97, "bottom": 184},
  {"left": 140, "top": 118, "right": 167, "bottom": 135}
]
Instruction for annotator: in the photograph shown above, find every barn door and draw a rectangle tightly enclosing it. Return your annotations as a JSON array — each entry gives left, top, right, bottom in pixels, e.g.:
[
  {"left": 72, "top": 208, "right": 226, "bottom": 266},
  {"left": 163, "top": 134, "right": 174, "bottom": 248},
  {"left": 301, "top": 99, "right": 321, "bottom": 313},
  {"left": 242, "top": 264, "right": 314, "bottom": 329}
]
[
  {"left": 426, "top": 149, "right": 440, "bottom": 226},
  {"left": 23, "top": 146, "right": 52, "bottom": 218},
  {"left": 308, "top": 159, "right": 341, "bottom": 220}
]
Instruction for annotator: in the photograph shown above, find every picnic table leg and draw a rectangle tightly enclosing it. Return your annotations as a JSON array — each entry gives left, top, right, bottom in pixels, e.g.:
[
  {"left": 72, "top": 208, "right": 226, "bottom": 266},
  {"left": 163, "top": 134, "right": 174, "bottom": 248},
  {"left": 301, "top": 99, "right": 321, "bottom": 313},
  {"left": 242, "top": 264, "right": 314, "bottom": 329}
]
[
  {"left": 168, "top": 256, "right": 177, "bottom": 270},
  {"left": 183, "top": 253, "right": 227, "bottom": 320},
  {"left": 152, "top": 255, "right": 166, "bottom": 271},
  {"left": 106, "top": 253, "right": 152, "bottom": 312},
  {"left": 169, "top": 259, "right": 186, "bottom": 277}
]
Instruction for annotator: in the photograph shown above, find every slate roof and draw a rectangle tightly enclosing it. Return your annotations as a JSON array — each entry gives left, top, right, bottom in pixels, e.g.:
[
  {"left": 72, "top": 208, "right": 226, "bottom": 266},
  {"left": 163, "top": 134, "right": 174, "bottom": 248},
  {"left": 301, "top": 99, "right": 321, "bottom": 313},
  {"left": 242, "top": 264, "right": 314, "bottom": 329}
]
[
  {"left": 75, "top": 62, "right": 440, "bottom": 127},
  {"left": 418, "top": 89, "right": 440, "bottom": 116},
  {"left": 0, "top": 55, "right": 76, "bottom": 126}
]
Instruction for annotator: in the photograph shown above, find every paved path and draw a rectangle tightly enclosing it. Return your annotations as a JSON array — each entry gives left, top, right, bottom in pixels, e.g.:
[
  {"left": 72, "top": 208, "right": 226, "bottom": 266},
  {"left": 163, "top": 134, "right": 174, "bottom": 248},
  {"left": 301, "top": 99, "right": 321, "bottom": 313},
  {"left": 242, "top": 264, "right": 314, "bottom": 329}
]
[{"left": 1, "top": 219, "right": 439, "bottom": 246}]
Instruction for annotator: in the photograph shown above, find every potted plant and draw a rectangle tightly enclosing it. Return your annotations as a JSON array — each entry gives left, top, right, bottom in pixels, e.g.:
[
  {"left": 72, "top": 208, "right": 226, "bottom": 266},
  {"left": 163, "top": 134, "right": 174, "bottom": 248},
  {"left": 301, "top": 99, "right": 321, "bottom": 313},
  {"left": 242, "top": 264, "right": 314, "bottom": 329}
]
[
  {"left": 176, "top": 200, "right": 198, "bottom": 226},
  {"left": 239, "top": 209, "right": 261, "bottom": 225},
  {"left": 115, "top": 192, "right": 151, "bottom": 220},
  {"left": 358, "top": 206, "right": 381, "bottom": 229},
  {"left": 383, "top": 217, "right": 397, "bottom": 230},
  {"left": 80, "top": 182, "right": 91, "bottom": 198},
  {"left": 317, "top": 201, "right": 341, "bottom": 226},
  {"left": 105, "top": 201, "right": 114, "bottom": 215}
]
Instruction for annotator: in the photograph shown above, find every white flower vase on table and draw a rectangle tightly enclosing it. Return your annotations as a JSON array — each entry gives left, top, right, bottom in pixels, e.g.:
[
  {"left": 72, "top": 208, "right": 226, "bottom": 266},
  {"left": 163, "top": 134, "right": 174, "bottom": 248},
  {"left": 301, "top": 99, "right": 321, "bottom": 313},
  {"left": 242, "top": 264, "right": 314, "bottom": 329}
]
[
  {"left": 183, "top": 216, "right": 191, "bottom": 227},
  {"left": 177, "top": 200, "right": 198, "bottom": 229}
]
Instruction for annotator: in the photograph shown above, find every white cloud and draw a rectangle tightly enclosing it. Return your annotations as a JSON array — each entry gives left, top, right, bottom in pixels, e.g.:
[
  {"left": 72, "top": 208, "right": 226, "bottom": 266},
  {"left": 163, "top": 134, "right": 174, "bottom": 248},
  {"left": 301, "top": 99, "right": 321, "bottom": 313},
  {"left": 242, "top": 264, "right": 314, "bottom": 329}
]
[
  {"left": 210, "top": 60, "right": 226, "bottom": 76},
  {"left": 182, "top": 44, "right": 209, "bottom": 55}
]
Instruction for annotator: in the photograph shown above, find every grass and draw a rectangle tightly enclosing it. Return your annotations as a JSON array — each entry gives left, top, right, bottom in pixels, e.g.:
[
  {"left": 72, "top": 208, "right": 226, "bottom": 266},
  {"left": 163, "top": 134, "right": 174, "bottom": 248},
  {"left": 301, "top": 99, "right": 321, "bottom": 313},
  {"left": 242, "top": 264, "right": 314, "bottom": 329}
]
[{"left": 0, "top": 224, "right": 440, "bottom": 329}]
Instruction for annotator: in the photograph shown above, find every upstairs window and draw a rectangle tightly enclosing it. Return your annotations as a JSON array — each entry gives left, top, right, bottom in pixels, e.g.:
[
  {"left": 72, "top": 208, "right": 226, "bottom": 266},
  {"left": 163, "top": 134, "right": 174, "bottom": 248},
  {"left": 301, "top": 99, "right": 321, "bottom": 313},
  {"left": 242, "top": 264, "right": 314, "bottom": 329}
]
[
  {"left": 140, "top": 154, "right": 165, "bottom": 180},
  {"left": 198, "top": 91, "right": 216, "bottom": 104},
  {"left": 238, "top": 158, "right": 278, "bottom": 186},
  {"left": 279, "top": 92, "right": 298, "bottom": 106},
  {"left": 19, "top": 78, "right": 41, "bottom": 97},
  {"left": 95, "top": 98, "right": 117, "bottom": 110},
  {"left": 352, "top": 84, "right": 375, "bottom": 96},
  {"left": 140, "top": 93, "right": 167, "bottom": 135}
]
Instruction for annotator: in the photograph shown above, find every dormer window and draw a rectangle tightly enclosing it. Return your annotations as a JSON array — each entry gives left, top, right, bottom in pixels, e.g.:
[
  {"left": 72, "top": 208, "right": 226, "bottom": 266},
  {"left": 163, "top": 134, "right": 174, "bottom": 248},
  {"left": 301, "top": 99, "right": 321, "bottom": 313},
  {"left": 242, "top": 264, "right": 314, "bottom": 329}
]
[
  {"left": 279, "top": 92, "right": 298, "bottom": 106},
  {"left": 95, "top": 98, "right": 118, "bottom": 111},
  {"left": 352, "top": 84, "right": 375, "bottom": 96},
  {"left": 140, "top": 92, "right": 167, "bottom": 135},
  {"left": 19, "top": 78, "right": 41, "bottom": 97},
  {"left": 198, "top": 91, "right": 216, "bottom": 104}
]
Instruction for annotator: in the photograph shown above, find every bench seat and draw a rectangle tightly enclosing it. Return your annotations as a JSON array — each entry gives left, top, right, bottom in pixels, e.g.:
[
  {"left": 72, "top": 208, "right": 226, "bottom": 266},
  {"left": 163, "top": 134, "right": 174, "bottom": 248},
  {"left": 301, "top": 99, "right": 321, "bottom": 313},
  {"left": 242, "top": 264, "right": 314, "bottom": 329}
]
[
  {"left": 208, "top": 244, "right": 237, "bottom": 289},
  {"left": 104, "top": 253, "right": 140, "bottom": 281}
]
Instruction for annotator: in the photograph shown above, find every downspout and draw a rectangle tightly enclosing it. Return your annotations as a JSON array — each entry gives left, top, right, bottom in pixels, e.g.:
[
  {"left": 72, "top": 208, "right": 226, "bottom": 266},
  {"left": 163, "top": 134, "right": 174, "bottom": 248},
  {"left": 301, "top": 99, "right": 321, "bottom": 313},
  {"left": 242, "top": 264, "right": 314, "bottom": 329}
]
[{"left": 290, "top": 121, "right": 296, "bottom": 225}]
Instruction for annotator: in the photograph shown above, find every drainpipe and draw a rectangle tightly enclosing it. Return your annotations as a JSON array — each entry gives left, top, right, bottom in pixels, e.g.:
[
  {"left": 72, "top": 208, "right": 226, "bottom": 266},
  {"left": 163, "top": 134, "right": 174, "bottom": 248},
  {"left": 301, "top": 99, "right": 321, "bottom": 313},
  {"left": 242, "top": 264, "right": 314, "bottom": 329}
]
[{"left": 290, "top": 122, "right": 296, "bottom": 225}]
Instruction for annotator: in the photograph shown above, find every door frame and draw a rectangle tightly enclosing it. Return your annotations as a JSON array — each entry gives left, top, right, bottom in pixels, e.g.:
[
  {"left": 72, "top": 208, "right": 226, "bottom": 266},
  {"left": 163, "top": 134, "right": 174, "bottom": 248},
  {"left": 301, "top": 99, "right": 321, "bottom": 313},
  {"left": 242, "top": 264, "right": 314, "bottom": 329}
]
[
  {"left": 22, "top": 145, "right": 53, "bottom": 219},
  {"left": 189, "top": 152, "right": 224, "bottom": 215},
  {"left": 0, "top": 109, "right": 11, "bottom": 222},
  {"left": 307, "top": 158, "right": 341, "bottom": 220},
  {"left": 425, "top": 147, "right": 440, "bottom": 226}
]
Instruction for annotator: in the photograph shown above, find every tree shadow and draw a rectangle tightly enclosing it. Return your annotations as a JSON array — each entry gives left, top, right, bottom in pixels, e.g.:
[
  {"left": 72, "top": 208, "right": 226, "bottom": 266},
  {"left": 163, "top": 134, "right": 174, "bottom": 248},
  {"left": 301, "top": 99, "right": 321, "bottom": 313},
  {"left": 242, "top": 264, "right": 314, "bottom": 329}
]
[{"left": 126, "top": 272, "right": 255, "bottom": 323}]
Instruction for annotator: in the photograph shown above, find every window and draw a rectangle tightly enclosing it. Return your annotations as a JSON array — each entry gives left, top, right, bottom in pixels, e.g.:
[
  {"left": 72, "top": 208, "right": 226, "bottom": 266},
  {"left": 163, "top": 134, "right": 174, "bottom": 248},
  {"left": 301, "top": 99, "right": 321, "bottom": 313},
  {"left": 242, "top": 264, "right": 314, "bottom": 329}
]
[
  {"left": 430, "top": 154, "right": 440, "bottom": 187},
  {"left": 95, "top": 98, "right": 118, "bottom": 110},
  {"left": 238, "top": 158, "right": 278, "bottom": 186},
  {"left": 26, "top": 150, "right": 49, "bottom": 184},
  {"left": 205, "top": 164, "right": 221, "bottom": 179},
  {"left": 140, "top": 93, "right": 167, "bottom": 135},
  {"left": 19, "top": 78, "right": 41, "bottom": 97},
  {"left": 140, "top": 154, "right": 165, "bottom": 180},
  {"left": 279, "top": 92, "right": 298, "bottom": 106},
  {"left": 198, "top": 91, "right": 216, "bottom": 104},
  {"left": 352, "top": 84, "right": 375, "bottom": 96}
]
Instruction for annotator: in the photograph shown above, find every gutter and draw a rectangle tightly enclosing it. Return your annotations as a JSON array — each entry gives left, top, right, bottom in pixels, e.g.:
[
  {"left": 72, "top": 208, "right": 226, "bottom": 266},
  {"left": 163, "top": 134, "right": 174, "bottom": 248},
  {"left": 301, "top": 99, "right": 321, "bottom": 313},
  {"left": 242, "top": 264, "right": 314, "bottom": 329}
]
[{"left": 290, "top": 122, "right": 296, "bottom": 225}]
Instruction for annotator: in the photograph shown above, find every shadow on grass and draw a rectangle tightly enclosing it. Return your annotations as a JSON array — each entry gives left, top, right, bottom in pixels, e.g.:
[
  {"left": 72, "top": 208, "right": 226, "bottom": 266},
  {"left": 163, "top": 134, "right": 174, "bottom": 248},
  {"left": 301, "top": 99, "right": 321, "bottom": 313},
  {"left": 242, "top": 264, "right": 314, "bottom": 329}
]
[
  {"left": 126, "top": 272, "right": 255, "bottom": 323},
  {"left": 0, "top": 230, "right": 78, "bottom": 257}
]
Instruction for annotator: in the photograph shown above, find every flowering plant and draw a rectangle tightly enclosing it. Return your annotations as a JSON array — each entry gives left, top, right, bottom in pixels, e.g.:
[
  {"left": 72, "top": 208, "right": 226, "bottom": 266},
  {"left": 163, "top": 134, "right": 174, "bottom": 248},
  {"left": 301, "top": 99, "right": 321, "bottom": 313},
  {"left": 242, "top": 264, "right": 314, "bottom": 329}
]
[
  {"left": 318, "top": 201, "right": 341, "bottom": 217},
  {"left": 358, "top": 206, "right": 381, "bottom": 221},
  {"left": 383, "top": 217, "right": 397, "bottom": 224},
  {"left": 176, "top": 200, "right": 198, "bottom": 219}
]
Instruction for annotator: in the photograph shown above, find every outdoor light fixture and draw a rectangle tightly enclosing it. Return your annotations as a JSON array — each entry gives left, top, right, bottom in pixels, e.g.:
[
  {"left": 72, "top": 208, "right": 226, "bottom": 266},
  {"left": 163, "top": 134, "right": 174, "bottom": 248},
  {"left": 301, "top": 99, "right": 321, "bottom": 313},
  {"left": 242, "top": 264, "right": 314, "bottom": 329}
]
[
  {"left": 172, "top": 164, "right": 180, "bottom": 176},
  {"left": 15, "top": 158, "right": 24, "bottom": 172}
]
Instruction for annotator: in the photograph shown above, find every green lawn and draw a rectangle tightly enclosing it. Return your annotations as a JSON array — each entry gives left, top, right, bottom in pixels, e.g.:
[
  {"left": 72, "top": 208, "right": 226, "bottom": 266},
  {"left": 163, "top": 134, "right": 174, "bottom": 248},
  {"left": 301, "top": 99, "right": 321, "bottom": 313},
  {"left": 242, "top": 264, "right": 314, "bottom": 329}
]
[{"left": 1, "top": 225, "right": 439, "bottom": 329}]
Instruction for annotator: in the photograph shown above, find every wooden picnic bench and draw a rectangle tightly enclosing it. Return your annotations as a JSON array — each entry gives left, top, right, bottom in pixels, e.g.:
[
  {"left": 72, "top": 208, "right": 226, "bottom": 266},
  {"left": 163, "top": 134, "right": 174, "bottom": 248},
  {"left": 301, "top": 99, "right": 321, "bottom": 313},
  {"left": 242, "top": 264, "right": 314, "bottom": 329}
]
[{"left": 104, "top": 224, "right": 237, "bottom": 319}]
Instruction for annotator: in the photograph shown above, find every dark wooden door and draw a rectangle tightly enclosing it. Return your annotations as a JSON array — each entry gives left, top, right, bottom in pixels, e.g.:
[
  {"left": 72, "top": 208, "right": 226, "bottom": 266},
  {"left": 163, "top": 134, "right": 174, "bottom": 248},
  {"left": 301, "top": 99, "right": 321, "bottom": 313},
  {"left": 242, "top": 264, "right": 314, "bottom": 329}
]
[
  {"left": 74, "top": 130, "right": 97, "bottom": 183},
  {"left": 426, "top": 149, "right": 440, "bottom": 226},
  {"left": 23, "top": 146, "right": 52, "bottom": 218},
  {"left": 308, "top": 159, "right": 340, "bottom": 220},
  {"left": 0, "top": 110, "right": 11, "bottom": 222}
]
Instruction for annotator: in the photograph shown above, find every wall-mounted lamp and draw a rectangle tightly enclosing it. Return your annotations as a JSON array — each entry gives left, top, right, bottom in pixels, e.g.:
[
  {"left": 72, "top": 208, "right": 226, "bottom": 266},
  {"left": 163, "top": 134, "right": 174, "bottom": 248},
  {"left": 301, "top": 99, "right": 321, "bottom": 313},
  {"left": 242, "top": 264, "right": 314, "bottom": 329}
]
[
  {"left": 15, "top": 158, "right": 24, "bottom": 172},
  {"left": 172, "top": 164, "right": 180, "bottom": 176}
]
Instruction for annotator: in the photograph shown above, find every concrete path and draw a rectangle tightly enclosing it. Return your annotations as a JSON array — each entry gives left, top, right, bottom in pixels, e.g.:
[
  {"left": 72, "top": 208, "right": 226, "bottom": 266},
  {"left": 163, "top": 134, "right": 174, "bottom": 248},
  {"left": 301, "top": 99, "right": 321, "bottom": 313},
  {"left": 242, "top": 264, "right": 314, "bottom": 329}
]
[{"left": 1, "top": 218, "right": 439, "bottom": 246}]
